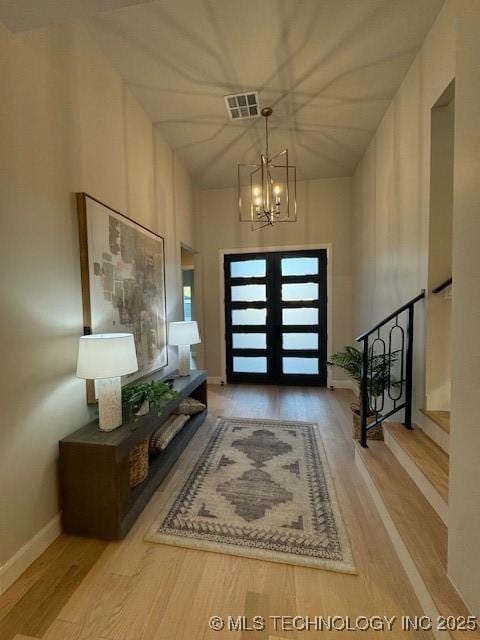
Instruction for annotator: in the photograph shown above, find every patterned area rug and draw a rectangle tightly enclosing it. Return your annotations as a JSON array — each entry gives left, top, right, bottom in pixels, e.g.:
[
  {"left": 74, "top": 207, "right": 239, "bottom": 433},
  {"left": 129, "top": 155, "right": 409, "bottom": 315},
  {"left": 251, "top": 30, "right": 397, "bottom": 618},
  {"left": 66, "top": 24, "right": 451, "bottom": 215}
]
[{"left": 146, "top": 417, "right": 356, "bottom": 573}]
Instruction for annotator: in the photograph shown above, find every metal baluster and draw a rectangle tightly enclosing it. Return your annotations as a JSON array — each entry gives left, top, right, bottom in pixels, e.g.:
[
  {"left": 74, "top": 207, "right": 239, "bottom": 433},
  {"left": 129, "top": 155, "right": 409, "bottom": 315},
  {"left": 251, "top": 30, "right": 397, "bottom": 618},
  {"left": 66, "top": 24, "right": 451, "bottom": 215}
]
[
  {"left": 360, "top": 336, "right": 369, "bottom": 448},
  {"left": 370, "top": 334, "right": 386, "bottom": 416},
  {"left": 403, "top": 305, "right": 414, "bottom": 430},
  {"left": 388, "top": 318, "right": 405, "bottom": 402}
]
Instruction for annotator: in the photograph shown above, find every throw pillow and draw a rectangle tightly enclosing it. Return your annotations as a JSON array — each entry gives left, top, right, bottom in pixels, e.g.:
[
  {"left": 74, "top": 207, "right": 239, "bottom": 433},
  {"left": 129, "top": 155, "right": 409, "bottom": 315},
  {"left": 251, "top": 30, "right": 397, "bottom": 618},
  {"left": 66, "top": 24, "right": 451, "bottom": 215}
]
[
  {"left": 150, "top": 414, "right": 190, "bottom": 453},
  {"left": 173, "top": 397, "right": 206, "bottom": 415}
]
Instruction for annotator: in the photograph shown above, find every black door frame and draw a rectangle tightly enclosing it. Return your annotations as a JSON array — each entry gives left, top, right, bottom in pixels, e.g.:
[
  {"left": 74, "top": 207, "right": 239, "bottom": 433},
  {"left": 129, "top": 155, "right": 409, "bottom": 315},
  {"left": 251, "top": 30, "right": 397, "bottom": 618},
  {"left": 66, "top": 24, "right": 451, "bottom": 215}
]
[{"left": 224, "top": 248, "right": 328, "bottom": 386}]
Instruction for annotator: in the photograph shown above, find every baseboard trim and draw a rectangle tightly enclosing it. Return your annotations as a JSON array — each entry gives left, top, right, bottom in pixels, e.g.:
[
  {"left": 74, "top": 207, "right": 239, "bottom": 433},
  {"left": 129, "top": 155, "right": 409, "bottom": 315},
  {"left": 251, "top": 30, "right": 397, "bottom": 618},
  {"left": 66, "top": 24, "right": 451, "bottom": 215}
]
[
  {"left": 331, "top": 379, "right": 358, "bottom": 394},
  {"left": 209, "top": 378, "right": 356, "bottom": 390},
  {"left": 208, "top": 377, "right": 356, "bottom": 390},
  {"left": 355, "top": 449, "right": 450, "bottom": 639},
  {"left": 383, "top": 428, "right": 448, "bottom": 525},
  {"left": 0, "top": 513, "right": 61, "bottom": 595}
]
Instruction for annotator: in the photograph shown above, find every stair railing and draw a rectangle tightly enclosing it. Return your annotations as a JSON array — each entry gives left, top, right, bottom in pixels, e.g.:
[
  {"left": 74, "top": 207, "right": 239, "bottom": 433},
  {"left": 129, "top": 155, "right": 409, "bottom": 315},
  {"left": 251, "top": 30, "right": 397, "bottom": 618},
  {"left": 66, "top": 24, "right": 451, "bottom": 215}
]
[
  {"left": 432, "top": 277, "right": 452, "bottom": 294},
  {"left": 356, "top": 290, "right": 425, "bottom": 447}
]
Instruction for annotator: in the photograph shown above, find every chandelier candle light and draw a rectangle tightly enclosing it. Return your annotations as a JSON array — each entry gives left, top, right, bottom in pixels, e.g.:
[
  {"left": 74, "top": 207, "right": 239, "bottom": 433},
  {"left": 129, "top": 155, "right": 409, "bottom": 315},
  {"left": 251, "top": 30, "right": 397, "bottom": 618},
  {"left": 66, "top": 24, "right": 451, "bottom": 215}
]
[
  {"left": 76, "top": 333, "right": 138, "bottom": 431},
  {"left": 238, "top": 106, "right": 297, "bottom": 230}
]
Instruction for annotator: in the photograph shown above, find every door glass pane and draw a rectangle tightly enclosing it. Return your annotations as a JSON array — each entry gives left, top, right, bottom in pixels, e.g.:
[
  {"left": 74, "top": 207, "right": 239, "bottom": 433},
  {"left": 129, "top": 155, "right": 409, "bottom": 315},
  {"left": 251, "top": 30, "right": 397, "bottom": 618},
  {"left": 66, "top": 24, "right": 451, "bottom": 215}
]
[
  {"left": 281, "top": 257, "right": 318, "bottom": 276},
  {"left": 283, "top": 333, "right": 319, "bottom": 350},
  {"left": 233, "top": 333, "right": 267, "bottom": 349},
  {"left": 232, "top": 308, "right": 266, "bottom": 325},
  {"left": 282, "top": 307, "right": 318, "bottom": 325},
  {"left": 230, "top": 259, "right": 266, "bottom": 278},
  {"left": 282, "top": 282, "right": 318, "bottom": 301},
  {"left": 231, "top": 284, "right": 266, "bottom": 302},
  {"left": 283, "top": 357, "right": 319, "bottom": 374},
  {"left": 233, "top": 356, "right": 267, "bottom": 373}
]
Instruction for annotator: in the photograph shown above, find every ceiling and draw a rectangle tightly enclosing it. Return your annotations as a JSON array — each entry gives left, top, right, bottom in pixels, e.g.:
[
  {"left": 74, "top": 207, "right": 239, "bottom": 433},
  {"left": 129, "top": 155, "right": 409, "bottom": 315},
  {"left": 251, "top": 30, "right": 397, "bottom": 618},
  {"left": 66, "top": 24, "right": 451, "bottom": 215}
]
[
  {"left": 2, "top": 0, "right": 444, "bottom": 188},
  {"left": 0, "top": 0, "right": 147, "bottom": 32}
]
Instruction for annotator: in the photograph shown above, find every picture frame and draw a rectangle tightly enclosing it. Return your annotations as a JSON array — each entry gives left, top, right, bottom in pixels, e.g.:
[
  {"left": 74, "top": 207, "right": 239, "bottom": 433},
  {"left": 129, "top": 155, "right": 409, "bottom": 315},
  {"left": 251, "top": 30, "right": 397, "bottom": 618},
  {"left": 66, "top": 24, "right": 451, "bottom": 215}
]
[{"left": 77, "top": 193, "right": 168, "bottom": 403}]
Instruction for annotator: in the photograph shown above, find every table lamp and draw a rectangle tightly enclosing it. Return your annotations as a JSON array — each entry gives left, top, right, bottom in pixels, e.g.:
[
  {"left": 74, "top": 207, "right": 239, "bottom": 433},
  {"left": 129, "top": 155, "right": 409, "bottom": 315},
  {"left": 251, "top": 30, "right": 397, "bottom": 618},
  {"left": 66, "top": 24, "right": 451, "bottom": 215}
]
[
  {"left": 168, "top": 321, "right": 200, "bottom": 377},
  {"left": 76, "top": 333, "right": 138, "bottom": 431}
]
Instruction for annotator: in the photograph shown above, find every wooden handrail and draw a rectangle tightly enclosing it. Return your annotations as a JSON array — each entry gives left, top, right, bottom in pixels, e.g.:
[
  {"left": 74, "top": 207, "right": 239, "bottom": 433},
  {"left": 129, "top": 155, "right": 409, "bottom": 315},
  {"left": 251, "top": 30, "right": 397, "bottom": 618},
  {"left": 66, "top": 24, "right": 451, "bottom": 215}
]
[{"left": 432, "top": 277, "right": 452, "bottom": 294}]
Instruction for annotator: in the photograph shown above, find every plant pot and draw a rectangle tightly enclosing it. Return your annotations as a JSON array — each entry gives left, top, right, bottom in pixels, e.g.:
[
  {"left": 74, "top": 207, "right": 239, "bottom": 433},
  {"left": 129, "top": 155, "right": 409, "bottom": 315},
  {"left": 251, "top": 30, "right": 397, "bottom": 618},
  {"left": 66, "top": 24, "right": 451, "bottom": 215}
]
[
  {"left": 352, "top": 410, "right": 383, "bottom": 441},
  {"left": 135, "top": 399, "right": 150, "bottom": 416}
]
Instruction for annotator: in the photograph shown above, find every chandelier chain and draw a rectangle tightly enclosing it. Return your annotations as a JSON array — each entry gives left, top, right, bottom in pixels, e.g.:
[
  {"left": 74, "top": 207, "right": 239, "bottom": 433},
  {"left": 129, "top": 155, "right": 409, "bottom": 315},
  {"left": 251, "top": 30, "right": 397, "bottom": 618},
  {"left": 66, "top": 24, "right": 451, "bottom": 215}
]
[{"left": 238, "top": 105, "right": 297, "bottom": 230}]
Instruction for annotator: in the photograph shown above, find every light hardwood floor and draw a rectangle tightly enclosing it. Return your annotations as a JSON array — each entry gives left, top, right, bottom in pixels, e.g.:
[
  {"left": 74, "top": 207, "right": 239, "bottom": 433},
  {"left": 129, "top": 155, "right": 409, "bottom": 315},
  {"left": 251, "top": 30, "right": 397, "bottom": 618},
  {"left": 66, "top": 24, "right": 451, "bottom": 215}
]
[
  {"left": 3, "top": 385, "right": 434, "bottom": 639},
  {"left": 355, "top": 440, "right": 476, "bottom": 640},
  {"left": 383, "top": 422, "right": 449, "bottom": 502}
]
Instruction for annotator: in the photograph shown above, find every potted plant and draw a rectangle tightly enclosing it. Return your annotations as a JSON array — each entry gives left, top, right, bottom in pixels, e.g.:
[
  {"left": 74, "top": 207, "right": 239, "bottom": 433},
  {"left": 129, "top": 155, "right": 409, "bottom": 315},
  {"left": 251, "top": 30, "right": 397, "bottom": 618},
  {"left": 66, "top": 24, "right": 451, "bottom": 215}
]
[
  {"left": 122, "top": 380, "right": 178, "bottom": 422},
  {"left": 327, "top": 346, "right": 399, "bottom": 440}
]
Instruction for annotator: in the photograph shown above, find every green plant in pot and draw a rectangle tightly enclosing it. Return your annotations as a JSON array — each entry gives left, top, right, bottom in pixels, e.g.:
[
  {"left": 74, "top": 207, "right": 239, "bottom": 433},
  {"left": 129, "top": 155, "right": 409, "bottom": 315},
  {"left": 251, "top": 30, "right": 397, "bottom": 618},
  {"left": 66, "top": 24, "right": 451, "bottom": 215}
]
[
  {"left": 122, "top": 380, "right": 178, "bottom": 422},
  {"left": 327, "top": 346, "right": 399, "bottom": 440}
]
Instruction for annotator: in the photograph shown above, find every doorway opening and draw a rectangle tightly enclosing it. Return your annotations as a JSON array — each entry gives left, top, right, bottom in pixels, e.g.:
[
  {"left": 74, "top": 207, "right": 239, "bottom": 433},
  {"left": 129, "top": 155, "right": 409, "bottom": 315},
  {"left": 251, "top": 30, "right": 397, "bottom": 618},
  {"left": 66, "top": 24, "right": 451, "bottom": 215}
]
[
  {"left": 181, "top": 245, "right": 197, "bottom": 364},
  {"left": 181, "top": 246, "right": 195, "bottom": 322},
  {"left": 224, "top": 249, "right": 327, "bottom": 385},
  {"left": 425, "top": 80, "right": 455, "bottom": 425}
]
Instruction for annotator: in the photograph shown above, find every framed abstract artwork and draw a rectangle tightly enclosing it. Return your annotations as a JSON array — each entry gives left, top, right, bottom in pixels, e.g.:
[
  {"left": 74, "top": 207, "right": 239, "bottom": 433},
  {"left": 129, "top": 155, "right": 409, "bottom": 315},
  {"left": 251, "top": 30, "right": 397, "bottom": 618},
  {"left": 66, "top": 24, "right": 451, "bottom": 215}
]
[{"left": 77, "top": 193, "right": 167, "bottom": 402}]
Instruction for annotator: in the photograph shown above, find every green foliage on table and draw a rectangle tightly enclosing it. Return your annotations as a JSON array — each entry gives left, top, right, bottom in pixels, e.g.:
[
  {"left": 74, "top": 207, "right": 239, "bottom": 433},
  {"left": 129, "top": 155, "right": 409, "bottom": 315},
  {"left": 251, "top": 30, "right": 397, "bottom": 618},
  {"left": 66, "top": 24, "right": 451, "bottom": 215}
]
[{"left": 122, "top": 380, "right": 178, "bottom": 419}]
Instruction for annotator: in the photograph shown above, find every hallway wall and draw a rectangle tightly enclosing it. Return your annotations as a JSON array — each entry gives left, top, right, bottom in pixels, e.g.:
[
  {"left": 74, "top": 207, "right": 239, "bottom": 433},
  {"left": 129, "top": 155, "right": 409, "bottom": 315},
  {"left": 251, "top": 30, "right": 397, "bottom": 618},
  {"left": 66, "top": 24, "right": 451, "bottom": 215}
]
[
  {"left": 196, "top": 177, "right": 353, "bottom": 384},
  {"left": 448, "top": 0, "right": 480, "bottom": 615},
  {"left": 425, "top": 97, "right": 454, "bottom": 411},
  {"left": 352, "top": 0, "right": 456, "bottom": 423},
  {"left": 0, "top": 21, "right": 194, "bottom": 590},
  {"left": 352, "top": 0, "right": 480, "bottom": 615}
]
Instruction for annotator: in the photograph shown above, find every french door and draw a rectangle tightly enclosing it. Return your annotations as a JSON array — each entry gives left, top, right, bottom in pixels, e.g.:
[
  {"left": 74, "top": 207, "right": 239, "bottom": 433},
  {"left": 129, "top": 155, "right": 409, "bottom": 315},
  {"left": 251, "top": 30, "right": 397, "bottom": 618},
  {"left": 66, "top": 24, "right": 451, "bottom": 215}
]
[{"left": 224, "top": 249, "right": 327, "bottom": 385}]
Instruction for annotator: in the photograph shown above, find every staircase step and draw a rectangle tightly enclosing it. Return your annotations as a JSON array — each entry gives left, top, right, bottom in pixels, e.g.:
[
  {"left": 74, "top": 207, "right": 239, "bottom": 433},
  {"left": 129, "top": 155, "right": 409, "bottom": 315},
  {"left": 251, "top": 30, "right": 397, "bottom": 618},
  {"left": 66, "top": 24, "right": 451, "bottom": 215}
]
[
  {"left": 421, "top": 409, "right": 450, "bottom": 433},
  {"left": 355, "top": 441, "right": 477, "bottom": 640},
  {"left": 419, "top": 410, "right": 450, "bottom": 454},
  {"left": 383, "top": 422, "right": 449, "bottom": 524}
]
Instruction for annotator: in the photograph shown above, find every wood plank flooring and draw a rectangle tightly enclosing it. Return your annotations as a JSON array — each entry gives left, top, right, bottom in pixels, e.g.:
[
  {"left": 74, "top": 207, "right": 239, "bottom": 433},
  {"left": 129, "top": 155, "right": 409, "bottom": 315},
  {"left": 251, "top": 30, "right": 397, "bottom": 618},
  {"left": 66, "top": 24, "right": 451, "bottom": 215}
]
[
  {"left": 355, "top": 441, "right": 478, "bottom": 640},
  {"left": 384, "top": 422, "right": 449, "bottom": 502},
  {"left": 0, "top": 537, "right": 107, "bottom": 640},
  {"left": 420, "top": 409, "right": 450, "bottom": 434},
  {"left": 1, "top": 385, "right": 435, "bottom": 639}
]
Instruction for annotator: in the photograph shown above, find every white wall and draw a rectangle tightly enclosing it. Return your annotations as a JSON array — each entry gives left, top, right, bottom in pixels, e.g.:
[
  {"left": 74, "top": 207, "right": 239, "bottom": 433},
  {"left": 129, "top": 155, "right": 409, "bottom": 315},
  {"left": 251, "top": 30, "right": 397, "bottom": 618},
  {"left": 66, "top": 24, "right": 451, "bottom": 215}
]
[
  {"left": 425, "top": 98, "right": 454, "bottom": 411},
  {"left": 352, "top": 0, "right": 480, "bottom": 615},
  {"left": 0, "top": 20, "right": 194, "bottom": 587},
  {"left": 448, "top": 0, "right": 480, "bottom": 616},
  {"left": 352, "top": 0, "right": 456, "bottom": 420},
  {"left": 196, "top": 177, "right": 353, "bottom": 383}
]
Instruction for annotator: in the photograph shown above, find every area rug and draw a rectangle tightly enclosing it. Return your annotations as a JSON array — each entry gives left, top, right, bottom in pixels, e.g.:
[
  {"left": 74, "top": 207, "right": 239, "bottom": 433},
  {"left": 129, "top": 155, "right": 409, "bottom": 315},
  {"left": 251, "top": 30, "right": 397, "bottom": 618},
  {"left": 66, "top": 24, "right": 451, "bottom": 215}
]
[{"left": 146, "top": 417, "right": 356, "bottom": 573}]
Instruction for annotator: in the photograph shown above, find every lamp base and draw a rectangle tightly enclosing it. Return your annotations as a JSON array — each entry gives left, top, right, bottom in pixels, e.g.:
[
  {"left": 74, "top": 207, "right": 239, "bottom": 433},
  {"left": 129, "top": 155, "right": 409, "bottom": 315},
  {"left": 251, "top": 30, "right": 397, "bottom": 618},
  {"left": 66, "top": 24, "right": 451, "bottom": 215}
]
[
  {"left": 178, "top": 344, "right": 191, "bottom": 377},
  {"left": 96, "top": 377, "right": 122, "bottom": 431}
]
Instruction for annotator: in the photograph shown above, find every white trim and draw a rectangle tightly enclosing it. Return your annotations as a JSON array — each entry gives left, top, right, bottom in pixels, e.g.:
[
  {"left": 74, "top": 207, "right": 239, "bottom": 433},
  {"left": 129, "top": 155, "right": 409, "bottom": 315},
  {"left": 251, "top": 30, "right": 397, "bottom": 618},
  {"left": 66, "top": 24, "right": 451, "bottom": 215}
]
[
  {"left": 0, "top": 513, "right": 61, "bottom": 595},
  {"left": 355, "top": 450, "right": 451, "bottom": 639},
  {"left": 383, "top": 428, "right": 448, "bottom": 525},
  {"left": 218, "top": 243, "right": 333, "bottom": 386},
  {"left": 207, "top": 376, "right": 224, "bottom": 385},
  {"left": 416, "top": 411, "right": 449, "bottom": 454},
  {"left": 331, "top": 379, "right": 358, "bottom": 393},
  {"left": 180, "top": 241, "right": 197, "bottom": 254}
]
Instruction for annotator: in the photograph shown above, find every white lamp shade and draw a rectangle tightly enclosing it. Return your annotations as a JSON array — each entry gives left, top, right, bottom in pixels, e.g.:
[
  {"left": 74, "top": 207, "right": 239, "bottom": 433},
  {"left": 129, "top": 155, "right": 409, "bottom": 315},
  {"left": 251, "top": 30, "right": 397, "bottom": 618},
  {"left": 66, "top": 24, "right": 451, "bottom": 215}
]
[
  {"left": 76, "top": 333, "right": 138, "bottom": 379},
  {"left": 168, "top": 321, "right": 201, "bottom": 346}
]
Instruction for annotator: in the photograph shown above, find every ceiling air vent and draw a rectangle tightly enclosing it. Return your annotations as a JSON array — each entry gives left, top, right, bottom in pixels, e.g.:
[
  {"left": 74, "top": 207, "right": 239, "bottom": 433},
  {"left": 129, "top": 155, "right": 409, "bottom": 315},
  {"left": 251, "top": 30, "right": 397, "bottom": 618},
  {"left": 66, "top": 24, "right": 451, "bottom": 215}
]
[{"left": 224, "top": 91, "right": 259, "bottom": 120}]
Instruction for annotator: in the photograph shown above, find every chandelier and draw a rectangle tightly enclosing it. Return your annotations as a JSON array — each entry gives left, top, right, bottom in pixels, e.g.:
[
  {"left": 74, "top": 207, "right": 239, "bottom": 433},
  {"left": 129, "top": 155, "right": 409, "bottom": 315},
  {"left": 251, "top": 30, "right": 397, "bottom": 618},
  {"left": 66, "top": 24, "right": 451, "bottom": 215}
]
[{"left": 238, "top": 107, "right": 297, "bottom": 230}]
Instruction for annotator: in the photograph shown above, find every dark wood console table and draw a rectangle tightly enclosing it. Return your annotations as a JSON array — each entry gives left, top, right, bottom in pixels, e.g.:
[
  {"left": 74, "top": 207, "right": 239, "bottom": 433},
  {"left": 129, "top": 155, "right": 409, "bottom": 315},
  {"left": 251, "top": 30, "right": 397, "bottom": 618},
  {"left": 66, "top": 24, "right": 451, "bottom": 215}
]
[{"left": 59, "top": 369, "right": 207, "bottom": 540}]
